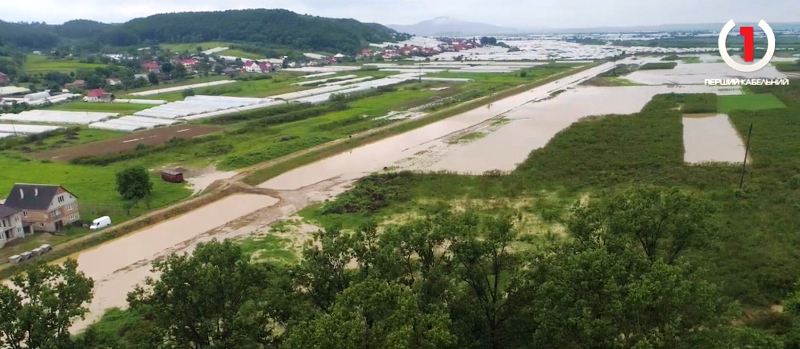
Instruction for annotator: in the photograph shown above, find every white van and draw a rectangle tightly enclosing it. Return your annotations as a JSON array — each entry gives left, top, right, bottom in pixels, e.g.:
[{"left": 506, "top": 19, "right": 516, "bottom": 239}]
[{"left": 89, "top": 216, "right": 112, "bottom": 230}]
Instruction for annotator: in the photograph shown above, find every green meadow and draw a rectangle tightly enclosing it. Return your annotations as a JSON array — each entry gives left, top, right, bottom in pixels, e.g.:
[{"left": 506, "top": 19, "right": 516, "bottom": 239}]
[
  {"left": 718, "top": 93, "right": 787, "bottom": 113},
  {"left": 23, "top": 54, "right": 107, "bottom": 74}
]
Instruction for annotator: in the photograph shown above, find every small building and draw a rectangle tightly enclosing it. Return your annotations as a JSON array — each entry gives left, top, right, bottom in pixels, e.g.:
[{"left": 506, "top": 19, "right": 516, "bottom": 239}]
[
  {"left": 242, "top": 60, "right": 272, "bottom": 74},
  {"left": 106, "top": 78, "right": 122, "bottom": 86},
  {"left": 141, "top": 61, "right": 161, "bottom": 73},
  {"left": 160, "top": 169, "right": 184, "bottom": 183},
  {"left": 180, "top": 58, "right": 199, "bottom": 69},
  {"left": 4, "top": 184, "right": 80, "bottom": 233},
  {"left": 0, "top": 204, "right": 26, "bottom": 248},
  {"left": 65, "top": 80, "right": 86, "bottom": 90},
  {"left": 0, "top": 72, "right": 9, "bottom": 86},
  {"left": 84, "top": 88, "right": 114, "bottom": 103}
]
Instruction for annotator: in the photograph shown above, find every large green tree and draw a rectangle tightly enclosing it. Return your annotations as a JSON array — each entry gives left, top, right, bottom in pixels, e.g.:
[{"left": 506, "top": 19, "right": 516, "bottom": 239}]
[
  {"left": 127, "top": 240, "right": 281, "bottom": 349},
  {"left": 115, "top": 166, "right": 153, "bottom": 201},
  {"left": 0, "top": 260, "right": 94, "bottom": 349},
  {"left": 569, "top": 185, "right": 716, "bottom": 264}
]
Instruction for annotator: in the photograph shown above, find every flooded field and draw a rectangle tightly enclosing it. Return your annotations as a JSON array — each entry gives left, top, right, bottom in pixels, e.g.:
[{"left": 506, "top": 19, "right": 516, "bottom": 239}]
[
  {"left": 412, "top": 85, "right": 741, "bottom": 173},
  {"left": 625, "top": 61, "right": 786, "bottom": 85},
  {"left": 682, "top": 114, "right": 746, "bottom": 164},
  {"left": 71, "top": 193, "right": 278, "bottom": 330},
  {"left": 259, "top": 62, "right": 617, "bottom": 190},
  {"left": 260, "top": 64, "right": 744, "bottom": 187}
]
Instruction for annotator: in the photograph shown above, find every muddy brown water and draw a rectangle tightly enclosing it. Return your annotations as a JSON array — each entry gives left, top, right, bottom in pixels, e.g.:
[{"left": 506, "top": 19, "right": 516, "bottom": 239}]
[
  {"left": 70, "top": 193, "right": 278, "bottom": 331},
  {"left": 682, "top": 114, "right": 746, "bottom": 164},
  {"left": 259, "top": 62, "right": 619, "bottom": 190}
]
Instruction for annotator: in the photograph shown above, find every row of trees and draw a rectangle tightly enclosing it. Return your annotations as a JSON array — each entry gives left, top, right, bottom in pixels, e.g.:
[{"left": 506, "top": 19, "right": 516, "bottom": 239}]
[
  {"left": 0, "top": 9, "right": 402, "bottom": 54},
  {"left": 1, "top": 186, "right": 796, "bottom": 348}
]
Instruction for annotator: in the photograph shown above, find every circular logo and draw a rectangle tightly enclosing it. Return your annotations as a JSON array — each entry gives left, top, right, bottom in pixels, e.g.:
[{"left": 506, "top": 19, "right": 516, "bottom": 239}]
[{"left": 718, "top": 19, "right": 775, "bottom": 73}]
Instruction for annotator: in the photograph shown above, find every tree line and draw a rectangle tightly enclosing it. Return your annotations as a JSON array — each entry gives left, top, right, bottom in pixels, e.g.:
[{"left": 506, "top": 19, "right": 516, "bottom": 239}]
[
  {"left": 0, "top": 9, "right": 403, "bottom": 54},
  {"left": 1, "top": 186, "right": 795, "bottom": 348}
]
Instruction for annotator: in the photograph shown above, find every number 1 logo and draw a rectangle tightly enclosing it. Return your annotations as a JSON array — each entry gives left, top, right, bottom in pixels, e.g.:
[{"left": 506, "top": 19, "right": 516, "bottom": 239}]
[{"left": 718, "top": 19, "right": 775, "bottom": 73}]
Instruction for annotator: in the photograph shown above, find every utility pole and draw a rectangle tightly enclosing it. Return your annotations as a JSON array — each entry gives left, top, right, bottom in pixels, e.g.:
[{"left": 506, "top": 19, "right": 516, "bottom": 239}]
[{"left": 738, "top": 123, "right": 753, "bottom": 190}]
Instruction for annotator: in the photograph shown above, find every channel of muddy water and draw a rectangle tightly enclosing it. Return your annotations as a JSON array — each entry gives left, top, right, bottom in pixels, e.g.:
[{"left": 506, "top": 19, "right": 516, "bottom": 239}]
[
  {"left": 260, "top": 62, "right": 619, "bottom": 190},
  {"left": 70, "top": 193, "right": 278, "bottom": 331}
]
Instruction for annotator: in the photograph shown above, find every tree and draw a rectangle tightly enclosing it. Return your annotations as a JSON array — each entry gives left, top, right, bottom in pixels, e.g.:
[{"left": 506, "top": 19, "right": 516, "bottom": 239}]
[
  {"left": 569, "top": 185, "right": 716, "bottom": 264},
  {"left": 160, "top": 62, "right": 174, "bottom": 75},
  {"left": 128, "top": 240, "right": 280, "bottom": 348},
  {"left": 115, "top": 166, "right": 152, "bottom": 201},
  {"left": 521, "top": 238, "right": 735, "bottom": 349},
  {"left": 173, "top": 63, "right": 187, "bottom": 79},
  {"left": 0, "top": 260, "right": 94, "bottom": 349},
  {"left": 282, "top": 279, "right": 455, "bottom": 349},
  {"left": 447, "top": 214, "right": 524, "bottom": 349},
  {"left": 147, "top": 71, "right": 159, "bottom": 85}
]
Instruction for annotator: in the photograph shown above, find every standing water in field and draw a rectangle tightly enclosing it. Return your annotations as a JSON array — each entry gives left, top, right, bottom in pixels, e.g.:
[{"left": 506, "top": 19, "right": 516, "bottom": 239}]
[{"left": 682, "top": 114, "right": 747, "bottom": 164}]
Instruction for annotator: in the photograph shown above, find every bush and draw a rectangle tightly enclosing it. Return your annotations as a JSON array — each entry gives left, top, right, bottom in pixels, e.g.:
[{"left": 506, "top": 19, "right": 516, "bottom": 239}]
[
  {"left": 322, "top": 172, "right": 413, "bottom": 214},
  {"left": 640, "top": 62, "right": 678, "bottom": 70},
  {"left": 788, "top": 175, "right": 800, "bottom": 190}
]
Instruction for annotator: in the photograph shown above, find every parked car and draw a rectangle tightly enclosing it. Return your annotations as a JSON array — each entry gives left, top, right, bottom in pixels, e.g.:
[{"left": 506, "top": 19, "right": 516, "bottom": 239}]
[{"left": 90, "top": 216, "right": 112, "bottom": 230}]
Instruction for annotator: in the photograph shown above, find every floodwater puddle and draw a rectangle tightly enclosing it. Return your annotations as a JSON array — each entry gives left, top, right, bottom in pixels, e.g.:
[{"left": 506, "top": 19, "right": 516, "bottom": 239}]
[{"left": 682, "top": 114, "right": 746, "bottom": 164}]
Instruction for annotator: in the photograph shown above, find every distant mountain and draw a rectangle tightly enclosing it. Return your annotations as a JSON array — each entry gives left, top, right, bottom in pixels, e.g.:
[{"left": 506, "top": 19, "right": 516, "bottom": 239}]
[
  {"left": 0, "top": 9, "right": 404, "bottom": 53},
  {"left": 389, "top": 17, "right": 519, "bottom": 36}
]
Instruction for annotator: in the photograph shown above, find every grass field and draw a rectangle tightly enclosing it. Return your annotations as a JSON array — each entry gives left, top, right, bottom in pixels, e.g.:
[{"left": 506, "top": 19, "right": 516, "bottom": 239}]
[
  {"left": 49, "top": 101, "right": 153, "bottom": 114},
  {"left": 23, "top": 54, "right": 107, "bottom": 74},
  {"left": 117, "top": 75, "right": 231, "bottom": 99},
  {"left": 15, "top": 128, "right": 124, "bottom": 153},
  {"left": 0, "top": 153, "right": 190, "bottom": 260},
  {"left": 219, "top": 48, "right": 264, "bottom": 59},
  {"left": 718, "top": 93, "right": 787, "bottom": 113},
  {"left": 111, "top": 85, "right": 443, "bottom": 171}
]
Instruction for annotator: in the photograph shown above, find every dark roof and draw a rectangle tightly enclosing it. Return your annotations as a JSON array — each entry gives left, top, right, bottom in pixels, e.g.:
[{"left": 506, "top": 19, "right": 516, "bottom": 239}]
[
  {"left": 4, "top": 184, "right": 75, "bottom": 211},
  {"left": 0, "top": 204, "right": 19, "bottom": 219}
]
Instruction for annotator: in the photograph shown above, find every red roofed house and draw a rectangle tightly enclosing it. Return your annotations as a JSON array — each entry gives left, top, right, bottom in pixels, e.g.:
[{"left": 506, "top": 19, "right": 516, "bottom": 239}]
[
  {"left": 180, "top": 58, "right": 199, "bottom": 70},
  {"left": 242, "top": 61, "right": 272, "bottom": 74},
  {"left": 141, "top": 60, "right": 161, "bottom": 73},
  {"left": 84, "top": 88, "right": 114, "bottom": 103},
  {"left": 0, "top": 72, "right": 9, "bottom": 86}
]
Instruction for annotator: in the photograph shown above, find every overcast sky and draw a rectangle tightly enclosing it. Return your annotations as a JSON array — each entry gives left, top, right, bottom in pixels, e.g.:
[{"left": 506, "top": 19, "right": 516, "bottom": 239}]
[{"left": 4, "top": 0, "right": 800, "bottom": 28}]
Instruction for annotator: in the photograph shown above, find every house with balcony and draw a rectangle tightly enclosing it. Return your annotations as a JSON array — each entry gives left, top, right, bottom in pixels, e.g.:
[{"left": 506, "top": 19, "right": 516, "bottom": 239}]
[{"left": 4, "top": 184, "right": 80, "bottom": 232}]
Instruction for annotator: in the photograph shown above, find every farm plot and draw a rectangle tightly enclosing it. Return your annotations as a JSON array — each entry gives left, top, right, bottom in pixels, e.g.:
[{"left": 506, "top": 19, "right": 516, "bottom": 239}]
[
  {"left": 0, "top": 110, "right": 116, "bottom": 124},
  {"left": 682, "top": 114, "right": 746, "bottom": 164},
  {"left": 34, "top": 125, "right": 221, "bottom": 161}
]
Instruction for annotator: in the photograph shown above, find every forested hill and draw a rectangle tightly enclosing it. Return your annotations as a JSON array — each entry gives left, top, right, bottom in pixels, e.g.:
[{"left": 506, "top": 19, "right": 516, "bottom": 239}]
[{"left": 0, "top": 9, "right": 405, "bottom": 53}]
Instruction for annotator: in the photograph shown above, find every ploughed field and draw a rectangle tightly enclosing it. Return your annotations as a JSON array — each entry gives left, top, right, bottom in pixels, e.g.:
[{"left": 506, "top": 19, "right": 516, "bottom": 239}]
[{"left": 33, "top": 125, "right": 221, "bottom": 162}]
